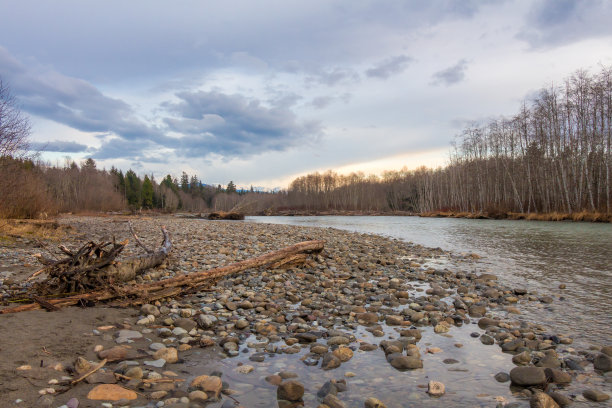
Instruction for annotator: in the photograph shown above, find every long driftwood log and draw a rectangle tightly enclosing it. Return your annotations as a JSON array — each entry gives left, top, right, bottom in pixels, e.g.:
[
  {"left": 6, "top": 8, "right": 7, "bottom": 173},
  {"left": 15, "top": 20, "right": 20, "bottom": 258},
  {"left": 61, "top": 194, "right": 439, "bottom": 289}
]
[{"left": 1, "top": 239, "right": 324, "bottom": 314}]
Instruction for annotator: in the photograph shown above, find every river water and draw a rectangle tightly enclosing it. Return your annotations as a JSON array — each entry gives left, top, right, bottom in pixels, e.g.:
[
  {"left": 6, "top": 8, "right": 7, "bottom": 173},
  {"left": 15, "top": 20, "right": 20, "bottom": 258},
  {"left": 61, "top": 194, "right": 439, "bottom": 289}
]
[{"left": 248, "top": 216, "right": 612, "bottom": 348}]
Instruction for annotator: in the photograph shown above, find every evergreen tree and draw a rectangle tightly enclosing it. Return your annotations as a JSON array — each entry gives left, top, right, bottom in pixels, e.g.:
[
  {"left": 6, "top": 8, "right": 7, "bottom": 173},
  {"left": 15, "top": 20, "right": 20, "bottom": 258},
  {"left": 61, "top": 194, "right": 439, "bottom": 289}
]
[
  {"left": 226, "top": 180, "right": 237, "bottom": 194},
  {"left": 125, "top": 169, "right": 142, "bottom": 208},
  {"left": 142, "top": 175, "right": 154, "bottom": 208},
  {"left": 180, "top": 172, "right": 190, "bottom": 192}
]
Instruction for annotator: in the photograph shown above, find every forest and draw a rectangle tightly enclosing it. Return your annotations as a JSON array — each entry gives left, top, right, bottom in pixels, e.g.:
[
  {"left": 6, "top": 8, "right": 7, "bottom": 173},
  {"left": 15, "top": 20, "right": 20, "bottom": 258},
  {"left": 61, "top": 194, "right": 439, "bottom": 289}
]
[{"left": 1, "top": 66, "right": 611, "bottom": 220}]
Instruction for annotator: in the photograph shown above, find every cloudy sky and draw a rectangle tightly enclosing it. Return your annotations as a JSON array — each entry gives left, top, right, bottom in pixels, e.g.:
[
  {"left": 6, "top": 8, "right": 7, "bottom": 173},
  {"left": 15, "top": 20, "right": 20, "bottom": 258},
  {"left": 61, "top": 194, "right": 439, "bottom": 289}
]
[{"left": 1, "top": 0, "right": 611, "bottom": 188}]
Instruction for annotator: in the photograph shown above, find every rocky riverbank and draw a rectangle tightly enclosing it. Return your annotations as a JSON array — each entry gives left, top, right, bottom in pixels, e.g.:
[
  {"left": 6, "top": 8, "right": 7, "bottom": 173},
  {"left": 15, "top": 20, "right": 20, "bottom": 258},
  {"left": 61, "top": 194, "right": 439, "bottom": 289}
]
[{"left": 0, "top": 215, "right": 610, "bottom": 407}]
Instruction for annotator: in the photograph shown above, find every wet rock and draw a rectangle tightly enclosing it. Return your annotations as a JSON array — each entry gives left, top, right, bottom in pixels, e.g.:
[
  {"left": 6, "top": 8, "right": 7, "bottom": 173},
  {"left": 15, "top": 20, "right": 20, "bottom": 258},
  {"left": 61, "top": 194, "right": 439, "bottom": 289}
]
[
  {"left": 364, "top": 397, "right": 387, "bottom": 408},
  {"left": 530, "top": 391, "right": 560, "bottom": 408},
  {"left": 477, "top": 317, "right": 499, "bottom": 329},
  {"left": 510, "top": 366, "right": 547, "bottom": 386},
  {"left": 427, "top": 381, "right": 445, "bottom": 396},
  {"left": 322, "top": 353, "right": 342, "bottom": 370},
  {"left": 512, "top": 351, "right": 532, "bottom": 366},
  {"left": 549, "top": 392, "right": 571, "bottom": 407},
  {"left": 317, "top": 380, "right": 337, "bottom": 399},
  {"left": 189, "top": 390, "right": 208, "bottom": 402},
  {"left": 235, "top": 319, "right": 249, "bottom": 329},
  {"left": 296, "top": 332, "right": 317, "bottom": 343},
  {"left": 544, "top": 368, "right": 571, "bottom": 384},
  {"left": 390, "top": 355, "right": 423, "bottom": 370},
  {"left": 480, "top": 334, "right": 494, "bottom": 345},
  {"left": 385, "top": 315, "right": 404, "bottom": 326},
  {"left": 277, "top": 380, "right": 304, "bottom": 401},
  {"left": 501, "top": 339, "right": 525, "bottom": 352},
  {"left": 494, "top": 372, "right": 510, "bottom": 382},
  {"left": 191, "top": 375, "right": 222, "bottom": 399},
  {"left": 249, "top": 353, "right": 266, "bottom": 362},
  {"left": 583, "top": 389, "right": 610, "bottom": 402},
  {"left": 359, "top": 343, "right": 378, "bottom": 352},
  {"left": 594, "top": 353, "right": 612, "bottom": 372},
  {"left": 311, "top": 344, "right": 329, "bottom": 354},
  {"left": 332, "top": 347, "right": 353, "bottom": 362},
  {"left": 87, "top": 384, "right": 137, "bottom": 401},
  {"left": 279, "top": 371, "right": 298, "bottom": 379},
  {"left": 327, "top": 336, "right": 350, "bottom": 346},
  {"left": 468, "top": 305, "right": 486, "bottom": 317},
  {"left": 266, "top": 375, "right": 282, "bottom": 386},
  {"left": 601, "top": 345, "right": 612, "bottom": 356},
  {"left": 433, "top": 323, "right": 449, "bottom": 333},
  {"left": 355, "top": 312, "right": 379, "bottom": 324},
  {"left": 322, "top": 394, "right": 346, "bottom": 408},
  {"left": 236, "top": 364, "right": 254, "bottom": 374}
]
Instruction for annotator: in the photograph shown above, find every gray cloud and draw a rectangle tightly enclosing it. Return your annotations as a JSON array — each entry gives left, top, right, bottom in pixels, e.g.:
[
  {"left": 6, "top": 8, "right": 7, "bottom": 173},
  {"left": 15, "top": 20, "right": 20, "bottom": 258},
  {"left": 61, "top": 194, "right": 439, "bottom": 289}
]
[
  {"left": 518, "top": 0, "right": 612, "bottom": 48},
  {"left": 0, "top": 47, "right": 165, "bottom": 146},
  {"left": 30, "top": 140, "right": 89, "bottom": 153},
  {"left": 431, "top": 59, "right": 469, "bottom": 86},
  {"left": 310, "top": 93, "right": 352, "bottom": 110},
  {"left": 306, "top": 67, "right": 360, "bottom": 87},
  {"left": 366, "top": 55, "right": 413, "bottom": 79},
  {"left": 163, "top": 90, "right": 321, "bottom": 157}
]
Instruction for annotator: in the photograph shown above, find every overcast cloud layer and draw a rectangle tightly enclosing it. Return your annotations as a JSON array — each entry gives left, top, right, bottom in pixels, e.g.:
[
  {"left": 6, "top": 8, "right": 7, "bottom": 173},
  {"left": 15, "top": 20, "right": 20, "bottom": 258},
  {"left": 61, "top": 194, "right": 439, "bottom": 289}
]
[{"left": 1, "top": 0, "right": 611, "bottom": 188}]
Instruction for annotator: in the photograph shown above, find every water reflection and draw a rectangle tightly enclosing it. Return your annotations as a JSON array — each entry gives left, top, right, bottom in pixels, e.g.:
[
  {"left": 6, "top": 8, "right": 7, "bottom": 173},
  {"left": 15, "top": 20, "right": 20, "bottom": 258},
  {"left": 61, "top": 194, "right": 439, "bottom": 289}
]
[{"left": 248, "top": 216, "right": 612, "bottom": 347}]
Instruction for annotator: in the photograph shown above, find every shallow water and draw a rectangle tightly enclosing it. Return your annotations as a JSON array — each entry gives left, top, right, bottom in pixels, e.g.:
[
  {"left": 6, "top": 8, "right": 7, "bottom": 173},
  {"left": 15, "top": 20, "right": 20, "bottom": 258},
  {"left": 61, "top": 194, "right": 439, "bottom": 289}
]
[{"left": 248, "top": 216, "right": 612, "bottom": 348}]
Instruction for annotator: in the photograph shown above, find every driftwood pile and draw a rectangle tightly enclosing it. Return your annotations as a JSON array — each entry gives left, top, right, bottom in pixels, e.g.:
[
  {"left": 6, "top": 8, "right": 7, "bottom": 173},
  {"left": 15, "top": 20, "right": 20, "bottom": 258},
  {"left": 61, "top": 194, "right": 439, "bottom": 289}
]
[{"left": 1, "top": 223, "right": 324, "bottom": 314}]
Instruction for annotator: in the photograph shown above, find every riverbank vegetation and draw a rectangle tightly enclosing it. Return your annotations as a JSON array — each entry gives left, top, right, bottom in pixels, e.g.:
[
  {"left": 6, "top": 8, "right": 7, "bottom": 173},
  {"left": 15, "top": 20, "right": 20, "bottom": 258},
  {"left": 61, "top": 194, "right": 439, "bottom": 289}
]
[{"left": 1, "top": 67, "right": 611, "bottom": 221}]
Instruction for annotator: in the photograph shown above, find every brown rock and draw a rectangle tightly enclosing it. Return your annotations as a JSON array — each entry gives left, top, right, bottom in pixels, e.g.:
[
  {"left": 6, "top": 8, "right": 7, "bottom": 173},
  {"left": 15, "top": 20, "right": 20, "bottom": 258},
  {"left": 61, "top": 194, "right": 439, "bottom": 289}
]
[
  {"left": 277, "top": 380, "right": 305, "bottom": 401},
  {"left": 153, "top": 347, "right": 178, "bottom": 364},
  {"left": 583, "top": 389, "right": 610, "bottom": 402},
  {"left": 97, "top": 346, "right": 133, "bottom": 362},
  {"left": 87, "top": 384, "right": 137, "bottom": 401},
  {"left": 355, "top": 312, "right": 379, "bottom": 324},
  {"left": 332, "top": 347, "right": 354, "bottom": 362},
  {"left": 530, "top": 391, "right": 560, "bottom": 408},
  {"left": 364, "top": 397, "right": 387, "bottom": 408},
  {"left": 191, "top": 375, "right": 222, "bottom": 398},
  {"left": 427, "top": 381, "right": 445, "bottom": 396}
]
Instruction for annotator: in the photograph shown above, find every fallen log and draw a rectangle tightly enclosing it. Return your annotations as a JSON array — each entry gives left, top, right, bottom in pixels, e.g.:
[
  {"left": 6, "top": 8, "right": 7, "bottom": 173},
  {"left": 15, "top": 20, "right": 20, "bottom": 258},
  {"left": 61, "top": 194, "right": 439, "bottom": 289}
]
[{"left": 1, "top": 239, "right": 324, "bottom": 314}]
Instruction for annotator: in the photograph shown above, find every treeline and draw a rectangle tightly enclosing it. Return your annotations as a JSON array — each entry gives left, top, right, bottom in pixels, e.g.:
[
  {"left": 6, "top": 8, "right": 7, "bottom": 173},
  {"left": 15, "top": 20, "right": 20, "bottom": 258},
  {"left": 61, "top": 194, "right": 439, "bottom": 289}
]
[
  {"left": 0, "top": 157, "right": 270, "bottom": 218},
  {"left": 285, "top": 67, "right": 612, "bottom": 217}
]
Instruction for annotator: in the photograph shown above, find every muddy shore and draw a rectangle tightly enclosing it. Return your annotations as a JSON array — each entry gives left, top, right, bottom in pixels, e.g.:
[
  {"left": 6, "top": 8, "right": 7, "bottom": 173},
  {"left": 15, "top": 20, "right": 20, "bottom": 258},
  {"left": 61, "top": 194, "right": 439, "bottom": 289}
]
[{"left": 0, "top": 215, "right": 610, "bottom": 407}]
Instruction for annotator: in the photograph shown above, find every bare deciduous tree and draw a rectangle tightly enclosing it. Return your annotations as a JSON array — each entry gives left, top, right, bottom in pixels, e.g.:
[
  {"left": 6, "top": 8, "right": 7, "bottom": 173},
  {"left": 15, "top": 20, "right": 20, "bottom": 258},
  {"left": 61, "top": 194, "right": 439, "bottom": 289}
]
[{"left": 0, "top": 79, "right": 30, "bottom": 158}]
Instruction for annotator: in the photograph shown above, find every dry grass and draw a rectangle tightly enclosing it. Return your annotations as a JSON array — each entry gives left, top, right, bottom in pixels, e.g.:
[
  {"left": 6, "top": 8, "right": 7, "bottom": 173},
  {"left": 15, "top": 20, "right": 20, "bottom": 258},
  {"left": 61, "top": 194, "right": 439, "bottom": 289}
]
[
  {"left": 0, "top": 219, "right": 71, "bottom": 241},
  {"left": 420, "top": 210, "right": 611, "bottom": 223}
]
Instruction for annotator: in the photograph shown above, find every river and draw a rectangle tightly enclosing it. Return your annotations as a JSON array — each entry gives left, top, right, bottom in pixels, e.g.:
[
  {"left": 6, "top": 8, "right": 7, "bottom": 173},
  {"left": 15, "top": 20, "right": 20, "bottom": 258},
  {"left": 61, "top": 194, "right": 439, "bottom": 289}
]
[{"left": 248, "top": 216, "right": 612, "bottom": 348}]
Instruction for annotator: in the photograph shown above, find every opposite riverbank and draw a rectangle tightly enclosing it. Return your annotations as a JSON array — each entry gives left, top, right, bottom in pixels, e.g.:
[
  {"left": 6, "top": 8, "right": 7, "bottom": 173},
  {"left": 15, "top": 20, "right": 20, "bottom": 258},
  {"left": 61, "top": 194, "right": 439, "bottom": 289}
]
[{"left": 0, "top": 215, "right": 610, "bottom": 407}]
